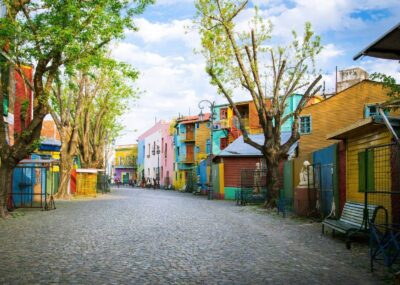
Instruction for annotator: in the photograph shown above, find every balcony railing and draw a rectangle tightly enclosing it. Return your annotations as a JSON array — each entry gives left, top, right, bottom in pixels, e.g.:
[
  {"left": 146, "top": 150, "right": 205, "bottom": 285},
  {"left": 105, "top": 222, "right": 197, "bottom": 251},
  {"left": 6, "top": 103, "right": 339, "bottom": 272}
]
[
  {"left": 179, "top": 132, "right": 195, "bottom": 142},
  {"left": 178, "top": 155, "right": 195, "bottom": 164}
]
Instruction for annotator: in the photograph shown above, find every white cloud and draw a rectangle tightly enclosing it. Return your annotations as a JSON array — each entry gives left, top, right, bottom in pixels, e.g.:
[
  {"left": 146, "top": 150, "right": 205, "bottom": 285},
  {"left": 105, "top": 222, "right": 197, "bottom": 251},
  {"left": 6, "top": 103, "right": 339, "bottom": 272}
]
[{"left": 128, "top": 18, "right": 200, "bottom": 50}]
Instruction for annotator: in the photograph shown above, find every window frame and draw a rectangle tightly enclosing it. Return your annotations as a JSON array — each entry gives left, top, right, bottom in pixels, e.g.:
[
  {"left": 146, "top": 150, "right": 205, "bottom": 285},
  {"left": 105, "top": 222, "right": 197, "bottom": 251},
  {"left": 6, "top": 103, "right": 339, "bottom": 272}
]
[{"left": 299, "top": 115, "right": 312, "bottom": 135}]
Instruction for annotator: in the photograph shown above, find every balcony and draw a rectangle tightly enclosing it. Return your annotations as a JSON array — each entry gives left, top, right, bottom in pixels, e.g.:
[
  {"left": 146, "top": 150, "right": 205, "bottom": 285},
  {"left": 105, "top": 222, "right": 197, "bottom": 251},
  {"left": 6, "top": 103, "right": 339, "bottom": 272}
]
[
  {"left": 178, "top": 155, "right": 195, "bottom": 164},
  {"left": 179, "top": 132, "right": 195, "bottom": 142}
]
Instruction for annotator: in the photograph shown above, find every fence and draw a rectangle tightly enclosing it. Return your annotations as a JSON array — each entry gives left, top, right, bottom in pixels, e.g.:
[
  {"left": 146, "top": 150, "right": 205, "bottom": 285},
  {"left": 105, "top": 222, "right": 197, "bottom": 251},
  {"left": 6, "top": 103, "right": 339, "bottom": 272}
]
[
  {"left": 10, "top": 159, "right": 58, "bottom": 210},
  {"left": 237, "top": 168, "right": 267, "bottom": 205},
  {"left": 307, "top": 163, "right": 336, "bottom": 219},
  {"left": 364, "top": 143, "right": 400, "bottom": 225}
]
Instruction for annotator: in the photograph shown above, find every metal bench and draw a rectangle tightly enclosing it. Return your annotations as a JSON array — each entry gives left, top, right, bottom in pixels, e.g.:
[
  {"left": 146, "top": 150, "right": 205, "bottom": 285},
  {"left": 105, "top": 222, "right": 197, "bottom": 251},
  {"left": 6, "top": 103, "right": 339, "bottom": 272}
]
[{"left": 322, "top": 201, "right": 382, "bottom": 249}]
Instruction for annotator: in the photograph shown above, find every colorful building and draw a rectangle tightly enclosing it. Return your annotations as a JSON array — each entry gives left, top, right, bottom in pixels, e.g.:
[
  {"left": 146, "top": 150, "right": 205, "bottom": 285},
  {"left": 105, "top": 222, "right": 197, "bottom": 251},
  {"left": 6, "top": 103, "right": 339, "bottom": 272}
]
[
  {"left": 328, "top": 115, "right": 400, "bottom": 223},
  {"left": 298, "top": 80, "right": 388, "bottom": 155},
  {"left": 213, "top": 133, "right": 297, "bottom": 200},
  {"left": 173, "top": 114, "right": 211, "bottom": 190},
  {"left": 114, "top": 144, "right": 137, "bottom": 184},
  {"left": 211, "top": 95, "right": 322, "bottom": 156},
  {"left": 137, "top": 120, "right": 174, "bottom": 188}
]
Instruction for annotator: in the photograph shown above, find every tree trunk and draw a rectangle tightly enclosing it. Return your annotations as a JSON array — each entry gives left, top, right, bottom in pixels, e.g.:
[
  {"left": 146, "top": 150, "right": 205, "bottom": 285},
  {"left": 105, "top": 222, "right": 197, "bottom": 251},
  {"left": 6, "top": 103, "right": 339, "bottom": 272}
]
[
  {"left": 0, "top": 162, "right": 13, "bottom": 218},
  {"left": 55, "top": 151, "right": 73, "bottom": 199},
  {"left": 264, "top": 158, "right": 280, "bottom": 208}
]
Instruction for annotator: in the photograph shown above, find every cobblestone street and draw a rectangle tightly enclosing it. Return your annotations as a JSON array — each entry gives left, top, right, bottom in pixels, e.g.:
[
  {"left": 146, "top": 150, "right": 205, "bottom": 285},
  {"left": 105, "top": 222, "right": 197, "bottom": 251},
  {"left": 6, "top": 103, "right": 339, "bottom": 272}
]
[{"left": 0, "top": 188, "right": 386, "bottom": 284}]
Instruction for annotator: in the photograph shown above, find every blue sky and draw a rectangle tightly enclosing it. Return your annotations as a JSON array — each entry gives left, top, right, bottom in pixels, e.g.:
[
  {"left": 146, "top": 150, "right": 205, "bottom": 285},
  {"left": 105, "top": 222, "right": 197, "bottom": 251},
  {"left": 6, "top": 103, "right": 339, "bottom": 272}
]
[{"left": 113, "top": 0, "right": 400, "bottom": 145}]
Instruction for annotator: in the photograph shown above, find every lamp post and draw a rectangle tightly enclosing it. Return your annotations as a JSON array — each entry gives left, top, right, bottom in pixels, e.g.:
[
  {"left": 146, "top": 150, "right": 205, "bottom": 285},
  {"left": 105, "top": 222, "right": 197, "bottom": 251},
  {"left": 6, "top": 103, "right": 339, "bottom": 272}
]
[
  {"left": 152, "top": 145, "right": 161, "bottom": 188},
  {"left": 198, "top": 99, "right": 215, "bottom": 200}
]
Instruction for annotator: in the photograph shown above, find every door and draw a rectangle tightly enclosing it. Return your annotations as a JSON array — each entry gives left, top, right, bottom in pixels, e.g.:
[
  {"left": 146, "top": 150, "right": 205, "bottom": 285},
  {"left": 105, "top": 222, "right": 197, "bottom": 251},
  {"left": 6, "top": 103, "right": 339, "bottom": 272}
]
[
  {"left": 186, "top": 145, "right": 194, "bottom": 162},
  {"left": 186, "top": 124, "right": 194, "bottom": 140}
]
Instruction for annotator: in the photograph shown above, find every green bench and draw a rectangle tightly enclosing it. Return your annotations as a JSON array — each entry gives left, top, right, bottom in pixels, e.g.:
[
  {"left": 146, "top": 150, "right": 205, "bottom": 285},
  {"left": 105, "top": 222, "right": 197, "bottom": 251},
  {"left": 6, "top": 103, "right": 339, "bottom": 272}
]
[{"left": 322, "top": 201, "right": 382, "bottom": 249}]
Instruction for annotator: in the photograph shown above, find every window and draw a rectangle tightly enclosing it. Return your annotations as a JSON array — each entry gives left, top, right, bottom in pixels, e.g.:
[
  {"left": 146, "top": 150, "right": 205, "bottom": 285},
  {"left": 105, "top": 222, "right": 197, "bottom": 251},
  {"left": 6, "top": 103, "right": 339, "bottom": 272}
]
[
  {"left": 206, "top": 139, "right": 211, "bottom": 154},
  {"left": 195, "top": 123, "right": 199, "bottom": 129},
  {"left": 364, "top": 104, "right": 388, "bottom": 118},
  {"left": 299, "top": 116, "right": 311, "bottom": 134},
  {"left": 161, "top": 138, "right": 164, "bottom": 153},
  {"left": 161, "top": 166, "right": 163, "bottom": 178},
  {"left": 220, "top": 137, "right": 228, "bottom": 150},
  {"left": 165, "top": 143, "right": 167, "bottom": 158},
  {"left": 220, "top": 108, "right": 228, "bottom": 119},
  {"left": 207, "top": 122, "right": 211, "bottom": 128},
  {"left": 358, "top": 150, "right": 375, "bottom": 192},
  {"left": 196, "top": 146, "right": 200, "bottom": 153},
  {"left": 177, "top": 147, "right": 180, "bottom": 156},
  {"left": 365, "top": 105, "right": 377, "bottom": 118},
  {"left": 148, "top": 144, "right": 150, "bottom": 156}
]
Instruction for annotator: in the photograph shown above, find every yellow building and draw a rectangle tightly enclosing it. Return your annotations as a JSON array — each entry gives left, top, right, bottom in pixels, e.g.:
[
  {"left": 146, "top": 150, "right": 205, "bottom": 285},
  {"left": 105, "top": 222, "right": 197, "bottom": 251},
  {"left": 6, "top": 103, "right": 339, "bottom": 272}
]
[
  {"left": 114, "top": 144, "right": 138, "bottom": 184},
  {"left": 173, "top": 114, "right": 211, "bottom": 191}
]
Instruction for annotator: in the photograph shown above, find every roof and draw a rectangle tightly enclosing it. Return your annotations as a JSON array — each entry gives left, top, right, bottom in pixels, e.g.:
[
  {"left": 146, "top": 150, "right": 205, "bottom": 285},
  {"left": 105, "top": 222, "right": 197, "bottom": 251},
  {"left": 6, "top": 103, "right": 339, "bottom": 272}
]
[
  {"left": 17, "top": 159, "right": 59, "bottom": 166},
  {"left": 40, "top": 138, "right": 61, "bottom": 146},
  {"left": 176, "top": 113, "right": 211, "bottom": 125},
  {"left": 327, "top": 116, "right": 400, "bottom": 140},
  {"left": 38, "top": 138, "right": 61, "bottom": 151},
  {"left": 354, "top": 22, "right": 400, "bottom": 60},
  {"left": 216, "top": 132, "right": 298, "bottom": 157}
]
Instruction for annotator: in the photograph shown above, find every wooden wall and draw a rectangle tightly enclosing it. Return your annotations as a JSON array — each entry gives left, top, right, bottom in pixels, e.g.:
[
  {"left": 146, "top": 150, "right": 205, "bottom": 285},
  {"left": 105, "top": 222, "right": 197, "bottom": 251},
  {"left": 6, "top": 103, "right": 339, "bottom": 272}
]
[
  {"left": 223, "top": 157, "right": 262, "bottom": 187},
  {"left": 299, "top": 81, "right": 390, "bottom": 155},
  {"left": 195, "top": 121, "right": 210, "bottom": 163},
  {"left": 346, "top": 128, "right": 391, "bottom": 203}
]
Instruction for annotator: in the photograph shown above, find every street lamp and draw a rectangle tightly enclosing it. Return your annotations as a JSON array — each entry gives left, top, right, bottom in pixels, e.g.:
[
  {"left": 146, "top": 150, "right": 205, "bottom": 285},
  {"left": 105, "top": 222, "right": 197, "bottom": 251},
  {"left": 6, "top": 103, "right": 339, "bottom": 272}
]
[
  {"left": 198, "top": 99, "right": 215, "bottom": 200},
  {"left": 152, "top": 145, "right": 161, "bottom": 188}
]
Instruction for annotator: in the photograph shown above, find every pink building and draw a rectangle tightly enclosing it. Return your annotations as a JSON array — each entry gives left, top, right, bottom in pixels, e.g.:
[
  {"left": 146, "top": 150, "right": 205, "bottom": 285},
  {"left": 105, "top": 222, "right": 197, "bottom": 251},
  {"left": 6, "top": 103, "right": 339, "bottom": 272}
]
[{"left": 137, "top": 120, "right": 174, "bottom": 188}]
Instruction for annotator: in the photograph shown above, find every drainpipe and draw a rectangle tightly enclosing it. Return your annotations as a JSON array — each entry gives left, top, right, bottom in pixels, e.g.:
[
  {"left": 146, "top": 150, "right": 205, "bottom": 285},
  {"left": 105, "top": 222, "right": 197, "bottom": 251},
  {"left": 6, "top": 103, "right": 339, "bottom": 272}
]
[{"left": 378, "top": 107, "right": 400, "bottom": 146}]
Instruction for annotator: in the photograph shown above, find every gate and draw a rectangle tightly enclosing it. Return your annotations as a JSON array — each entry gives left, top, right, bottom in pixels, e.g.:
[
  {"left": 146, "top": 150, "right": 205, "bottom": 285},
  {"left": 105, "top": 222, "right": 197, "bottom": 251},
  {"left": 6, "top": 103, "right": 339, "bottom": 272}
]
[
  {"left": 308, "top": 163, "right": 335, "bottom": 218},
  {"left": 237, "top": 168, "right": 267, "bottom": 205},
  {"left": 10, "top": 159, "right": 58, "bottom": 210}
]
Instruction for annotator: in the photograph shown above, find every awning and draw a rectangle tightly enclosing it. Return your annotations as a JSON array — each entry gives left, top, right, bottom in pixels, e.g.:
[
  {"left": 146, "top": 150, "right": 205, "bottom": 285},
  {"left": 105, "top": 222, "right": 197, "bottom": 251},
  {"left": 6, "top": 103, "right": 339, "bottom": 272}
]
[
  {"left": 326, "top": 116, "right": 400, "bottom": 140},
  {"left": 354, "top": 23, "right": 400, "bottom": 60}
]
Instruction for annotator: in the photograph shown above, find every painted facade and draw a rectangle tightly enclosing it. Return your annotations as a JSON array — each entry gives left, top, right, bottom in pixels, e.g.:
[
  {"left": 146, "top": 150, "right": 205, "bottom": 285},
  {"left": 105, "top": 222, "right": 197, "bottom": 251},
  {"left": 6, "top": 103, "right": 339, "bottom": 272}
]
[
  {"left": 328, "top": 116, "right": 399, "bottom": 223},
  {"left": 211, "top": 95, "right": 322, "bottom": 156},
  {"left": 137, "top": 120, "right": 173, "bottom": 188},
  {"left": 173, "top": 114, "right": 211, "bottom": 190},
  {"left": 298, "top": 80, "right": 391, "bottom": 155},
  {"left": 114, "top": 144, "right": 137, "bottom": 184},
  {"left": 214, "top": 133, "right": 296, "bottom": 200}
]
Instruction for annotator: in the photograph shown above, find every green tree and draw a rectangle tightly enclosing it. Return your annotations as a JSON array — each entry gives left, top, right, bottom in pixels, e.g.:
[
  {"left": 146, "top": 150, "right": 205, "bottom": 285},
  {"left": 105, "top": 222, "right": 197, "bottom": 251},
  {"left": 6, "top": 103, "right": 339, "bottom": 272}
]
[
  {"left": 195, "top": 0, "right": 322, "bottom": 207},
  {"left": 0, "top": 0, "right": 152, "bottom": 217},
  {"left": 370, "top": 73, "right": 400, "bottom": 109},
  {"left": 78, "top": 60, "right": 138, "bottom": 170}
]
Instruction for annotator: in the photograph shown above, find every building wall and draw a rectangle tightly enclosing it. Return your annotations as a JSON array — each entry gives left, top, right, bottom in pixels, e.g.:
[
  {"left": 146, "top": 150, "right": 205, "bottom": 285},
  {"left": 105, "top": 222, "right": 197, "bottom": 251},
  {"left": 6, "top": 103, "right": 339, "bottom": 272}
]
[
  {"left": 223, "top": 156, "right": 263, "bottom": 200},
  {"left": 195, "top": 121, "right": 211, "bottom": 163},
  {"left": 346, "top": 128, "right": 391, "bottom": 204},
  {"left": 41, "top": 119, "right": 60, "bottom": 140},
  {"left": 299, "top": 81, "right": 390, "bottom": 155},
  {"left": 161, "top": 122, "right": 174, "bottom": 186}
]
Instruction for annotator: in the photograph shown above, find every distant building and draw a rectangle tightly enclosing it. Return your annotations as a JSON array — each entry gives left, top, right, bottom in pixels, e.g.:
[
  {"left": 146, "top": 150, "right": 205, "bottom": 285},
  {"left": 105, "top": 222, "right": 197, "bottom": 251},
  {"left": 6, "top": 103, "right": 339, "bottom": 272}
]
[
  {"left": 114, "top": 144, "right": 137, "bottom": 184},
  {"left": 336, "top": 67, "right": 368, "bottom": 93},
  {"left": 173, "top": 114, "right": 211, "bottom": 190},
  {"left": 137, "top": 120, "right": 173, "bottom": 187}
]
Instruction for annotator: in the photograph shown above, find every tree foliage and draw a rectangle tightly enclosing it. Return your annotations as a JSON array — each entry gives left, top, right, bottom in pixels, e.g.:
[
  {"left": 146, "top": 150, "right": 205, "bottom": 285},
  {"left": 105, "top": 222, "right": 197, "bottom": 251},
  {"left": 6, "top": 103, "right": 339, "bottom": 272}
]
[
  {"left": 195, "top": 0, "right": 322, "bottom": 206},
  {"left": 78, "top": 57, "right": 139, "bottom": 169},
  {"left": 370, "top": 72, "right": 400, "bottom": 109},
  {"left": 0, "top": 0, "right": 152, "bottom": 216}
]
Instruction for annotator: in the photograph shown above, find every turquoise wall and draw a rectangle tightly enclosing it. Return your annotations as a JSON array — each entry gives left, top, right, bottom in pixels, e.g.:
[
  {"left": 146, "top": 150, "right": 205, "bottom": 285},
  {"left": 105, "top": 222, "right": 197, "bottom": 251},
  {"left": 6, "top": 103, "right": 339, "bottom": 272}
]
[
  {"left": 281, "top": 94, "right": 302, "bottom": 132},
  {"left": 224, "top": 187, "right": 239, "bottom": 200}
]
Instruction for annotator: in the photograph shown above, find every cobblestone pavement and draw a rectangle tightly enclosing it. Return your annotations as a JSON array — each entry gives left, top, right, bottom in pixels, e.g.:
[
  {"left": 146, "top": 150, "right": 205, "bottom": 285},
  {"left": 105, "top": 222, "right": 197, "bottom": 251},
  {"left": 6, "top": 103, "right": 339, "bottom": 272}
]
[{"left": 0, "top": 187, "right": 389, "bottom": 284}]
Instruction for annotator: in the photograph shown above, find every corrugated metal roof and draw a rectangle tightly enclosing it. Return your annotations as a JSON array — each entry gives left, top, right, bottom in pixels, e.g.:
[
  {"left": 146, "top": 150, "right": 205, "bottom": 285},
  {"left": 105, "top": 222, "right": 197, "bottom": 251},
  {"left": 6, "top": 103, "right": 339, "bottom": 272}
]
[
  {"left": 216, "top": 132, "right": 298, "bottom": 157},
  {"left": 354, "top": 22, "right": 400, "bottom": 60}
]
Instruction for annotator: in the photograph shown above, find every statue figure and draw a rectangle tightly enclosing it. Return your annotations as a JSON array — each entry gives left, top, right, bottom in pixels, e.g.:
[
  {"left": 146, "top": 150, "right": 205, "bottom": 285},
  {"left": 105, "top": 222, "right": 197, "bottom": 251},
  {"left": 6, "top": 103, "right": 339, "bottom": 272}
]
[
  {"left": 299, "top": 160, "right": 313, "bottom": 187},
  {"left": 253, "top": 162, "right": 262, "bottom": 194}
]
